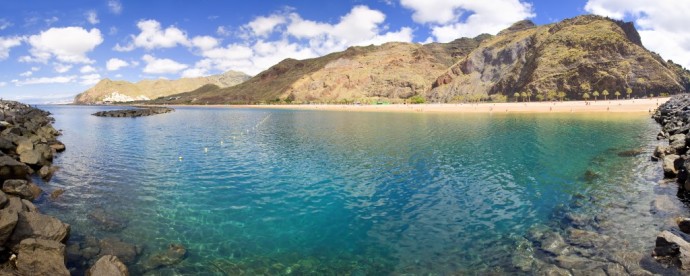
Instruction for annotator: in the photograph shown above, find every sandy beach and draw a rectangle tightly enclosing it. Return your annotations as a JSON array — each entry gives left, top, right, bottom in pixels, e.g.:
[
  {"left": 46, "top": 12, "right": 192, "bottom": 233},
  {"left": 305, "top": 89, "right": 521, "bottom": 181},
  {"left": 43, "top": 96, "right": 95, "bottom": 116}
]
[{"left": 196, "top": 97, "right": 669, "bottom": 114}]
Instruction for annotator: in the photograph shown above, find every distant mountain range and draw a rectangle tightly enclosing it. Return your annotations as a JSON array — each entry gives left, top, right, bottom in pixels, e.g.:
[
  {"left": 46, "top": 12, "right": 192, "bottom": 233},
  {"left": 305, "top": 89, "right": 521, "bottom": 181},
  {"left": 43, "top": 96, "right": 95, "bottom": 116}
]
[
  {"left": 73, "top": 70, "right": 250, "bottom": 104},
  {"left": 78, "top": 15, "right": 690, "bottom": 105}
]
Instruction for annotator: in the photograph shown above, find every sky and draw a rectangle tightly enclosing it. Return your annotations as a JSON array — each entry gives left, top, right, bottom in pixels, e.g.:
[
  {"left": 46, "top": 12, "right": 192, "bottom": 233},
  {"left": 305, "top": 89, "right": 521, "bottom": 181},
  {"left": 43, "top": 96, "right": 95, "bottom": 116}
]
[{"left": 0, "top": 0, "right": 688, "bottom": 103}]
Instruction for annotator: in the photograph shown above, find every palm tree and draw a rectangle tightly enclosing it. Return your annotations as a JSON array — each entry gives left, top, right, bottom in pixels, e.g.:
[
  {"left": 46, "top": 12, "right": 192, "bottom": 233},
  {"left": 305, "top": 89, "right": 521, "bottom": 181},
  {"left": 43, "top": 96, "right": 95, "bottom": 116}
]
[
  {"left": 583, "top": 93, "right": 590, "bottom": 101},
  {"left": 614, "top": 91, "right": 621, "bottom": 100},
  {"left": 526, "top": 91, "right": 532, "bottom": 102},
  {"left": 536, "top": 94, "right": 544, "bottom": 101},
  {"left": 520, "top": 92, "right": 527, "bottom": 102},
  {"left": 592, "top": 91, "right": 599, "bottom": 101},
  {"left": 513, "top": 92, "right": 520, "bottom": 102},
  {"left": 557, "top": 92, "right": 566, "bottom": 102},
  {"left": 626, "top": 87, "right": 633, "bottom": 98},
  {"left": 602, "top": 90, "right": 609, "bottom": 100}
]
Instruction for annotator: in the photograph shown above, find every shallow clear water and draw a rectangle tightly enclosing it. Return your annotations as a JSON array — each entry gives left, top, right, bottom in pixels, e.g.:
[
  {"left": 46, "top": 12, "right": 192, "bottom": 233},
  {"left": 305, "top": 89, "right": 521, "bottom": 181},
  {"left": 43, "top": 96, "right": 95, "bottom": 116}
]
[{"left": 35, "top": 106, "right": 675, "bottom": 274}]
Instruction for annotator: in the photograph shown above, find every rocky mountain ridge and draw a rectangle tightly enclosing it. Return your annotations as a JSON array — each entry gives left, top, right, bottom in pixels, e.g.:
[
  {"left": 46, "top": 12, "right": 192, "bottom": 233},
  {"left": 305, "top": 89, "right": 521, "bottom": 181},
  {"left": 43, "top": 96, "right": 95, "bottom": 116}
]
[
  {"left": 151, "top": 15, "right": 690, "bottom": 105},
  {"left": 73, "top": 70, "right": 250, "bottom": 104}
]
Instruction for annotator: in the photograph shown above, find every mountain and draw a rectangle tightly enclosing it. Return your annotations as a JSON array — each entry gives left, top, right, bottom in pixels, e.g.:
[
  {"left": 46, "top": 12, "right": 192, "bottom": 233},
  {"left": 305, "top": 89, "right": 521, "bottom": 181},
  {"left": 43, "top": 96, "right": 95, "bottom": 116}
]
[
  {"left": 152, "top": 36, "right": 489, "bottom": 104},
  {"left": 429, "top": 15, "right": 690, "bottom": 102},
  {"left": 73, "top": 70, "right": 250, "bottom": 104},
  {"left": 154, "top": 15, "right": 690, "bottom": 105}
]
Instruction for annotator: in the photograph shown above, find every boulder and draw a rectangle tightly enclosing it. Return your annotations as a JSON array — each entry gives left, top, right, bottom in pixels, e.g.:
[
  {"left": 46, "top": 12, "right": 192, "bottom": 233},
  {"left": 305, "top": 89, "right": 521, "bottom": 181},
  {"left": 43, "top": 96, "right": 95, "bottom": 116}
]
[
  {"left": 8, "top": 211, "right": 70, "bottom": 246},
  {"left": 0, "top": 155, "right": 29, "bottom": 180},
  {"left": 654, "top": 145, "right": 675, "bottom": 159},
  {"left": 0, "top": 137, "right": 13, "bottom": 152},
  {"left": 0, "top": 208, "right": 18, "bottom": 244},
  {"left": 0, "top": 190, "right": 8, "bottom": 208},
  {"left": 49, "top": 141, "right": 65, "bottom": 152},
  {"left": 2, "top": 179, "right": 32, "bottom": 199},
  {"left": 15, "top": 238, "right": 69, "bottom": 276},
  {"left": 4, "top": 196, "right": 24, "bottom": 213},
  {"left": 87, "top": 255, "right": 129, "bottom": 276},
  {"left": 27, "top": 182, "right": 41, "bottom": 199},
  {"left": 21, "top": 199, "right": 37, "bottom": 212},
  {"left": 680, "top": 218, "right": 690, "bottom": 234},
  {"left": 141, "top": 243, "right": 187, "bottom": 271},
  {"left": 652, "top": 230, "right": 690, "bottom": 270},
  {"left": 99, "top": 237, "right": 139, "bottom": 264},
  {"left": 663, "top": 154, "right": 681, "bottom": 178},
  {"left": 19, "top": 144, "right": 52, "bottom": 167},
  {"left": 38, "top": 165, "right": 57, "bottom": 181},
  {"left": 14, "top": 138, "right": 33, "bottom": 154}
]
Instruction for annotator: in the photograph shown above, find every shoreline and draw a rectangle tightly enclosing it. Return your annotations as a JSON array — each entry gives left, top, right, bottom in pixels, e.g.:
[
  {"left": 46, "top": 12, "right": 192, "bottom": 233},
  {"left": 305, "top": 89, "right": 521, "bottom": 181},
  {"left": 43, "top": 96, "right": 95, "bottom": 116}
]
[{"left": 152, "top": 97, "right": 669, "bottom": 114}]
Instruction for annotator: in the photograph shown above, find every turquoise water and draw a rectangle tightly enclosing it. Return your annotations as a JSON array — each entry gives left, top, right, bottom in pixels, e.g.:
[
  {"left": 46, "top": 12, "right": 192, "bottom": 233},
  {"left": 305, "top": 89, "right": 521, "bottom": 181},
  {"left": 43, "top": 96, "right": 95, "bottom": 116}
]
[{"left": 36, "top": 106, "right": 669, "bottom": 274}]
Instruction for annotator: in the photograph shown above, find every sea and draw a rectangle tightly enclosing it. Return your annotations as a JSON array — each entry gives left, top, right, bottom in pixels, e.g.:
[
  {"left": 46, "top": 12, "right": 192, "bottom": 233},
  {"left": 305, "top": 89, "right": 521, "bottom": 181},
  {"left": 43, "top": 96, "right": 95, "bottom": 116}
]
[{"left": 35, "top": 105, "right": 686, "bottom": 275}]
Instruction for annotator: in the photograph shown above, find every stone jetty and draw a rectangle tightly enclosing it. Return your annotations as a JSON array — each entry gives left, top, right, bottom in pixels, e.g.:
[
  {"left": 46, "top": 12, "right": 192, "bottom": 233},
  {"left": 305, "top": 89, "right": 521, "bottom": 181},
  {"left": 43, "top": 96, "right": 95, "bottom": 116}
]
[
  {"left": 650, "top": 94, "right": 690, "bottom": 271},
  {"left": 0, "top": 100, "right": 128, "bottom": 275},
  {"left": 92, "top": 107, "right": 174, "bottom": 118}
]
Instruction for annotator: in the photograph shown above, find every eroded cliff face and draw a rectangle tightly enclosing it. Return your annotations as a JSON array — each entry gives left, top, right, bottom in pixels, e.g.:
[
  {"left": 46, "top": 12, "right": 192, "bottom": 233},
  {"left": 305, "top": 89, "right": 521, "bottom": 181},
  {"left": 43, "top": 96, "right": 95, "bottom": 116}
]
[
  {"left": 429, "top": 15, "right": 690, "bottom": 102},
  {"left": 154, "top": 15, "right": 689, "bottom": 105},
  {"left": 73, "top": 70, "right": 250, "bottom": 104}
]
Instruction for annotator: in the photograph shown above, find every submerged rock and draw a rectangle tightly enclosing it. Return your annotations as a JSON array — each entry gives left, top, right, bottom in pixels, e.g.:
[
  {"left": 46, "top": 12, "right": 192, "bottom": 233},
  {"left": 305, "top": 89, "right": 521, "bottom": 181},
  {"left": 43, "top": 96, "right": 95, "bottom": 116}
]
[
  {"left": 88, "top": 208, "right": 128, "bottom": 231},
  {"left": 88, "top": 255, "right": 129, "bottom": 276},
  {"left": 15, "top": 238, "right": 70, "bottom": 276},
  {"left": 99, "top": 237, "right": 140, "bottom": 264},
  {"left": 141, "top": 243, "right": 187, "bottom": 271},
  {"left": 539, "top": 231, "right": 568, "bottom": 256},
  {"left": 617, "top": 148, "right": 644, "bottom": 157}
]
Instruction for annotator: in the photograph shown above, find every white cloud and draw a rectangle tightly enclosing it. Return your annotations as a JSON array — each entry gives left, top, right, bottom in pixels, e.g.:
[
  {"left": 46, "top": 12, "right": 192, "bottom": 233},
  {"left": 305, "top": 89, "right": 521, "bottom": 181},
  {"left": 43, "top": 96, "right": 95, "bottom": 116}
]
[
  {"left": 584, "top": 0, "right": 690, "bottom": 69},
  {"left": 181, "top": 67, "right": 208, "bottom": 78},
  {"left": 23, "top": 27, "right": 103, "bottom": 64},
  {"left": 14, "top": 75, "right": 76, "bottom": 86},
  {"left": 30, "top": 66, "right": 40, "bottom": 71},
  {"left": 80, "top": 73, "right": 101, "bottom": 85},
  {"left": 0, "top": 36, "right": 22, "bottom": 60},
  {"left": 0, "top": 82, "right": 5, "bottom": 87},
  {"left": 400, "top": 0, "right": 534, "bottom": 42},
  {"left": 115, "top": 19, "right": 190, "bottom": 51},
  {"left": 216, "top": 26, "right": 231, "bottom": 36},
  {"left": 108, "top": 0, "right": 122, "bottom": 14},
  {"left": 245, "top": 14, "right": 287, "bottom": 37},
  {"left": 106, "top": 58, "right": 129, "bottom": 71},
  {"left": 19, "top": 71, "right": 32, "bottom": 77},
  {"left": 141, "top": 54, "right": 188, "bottom": 74},
  {"left": 44, "top": 16, "right": 59, "bottom": 26},
  {"left": 187, "top": 5, "right": 414, "bottom": 75},
  {"left": 80, "top": 65, "right": 96, "bottom": 73},
  {"left": 53, "top": 63, "right": 73, "bottom": 73},
  {"left": 86, "top": 10, "right": 99, "bottom": 25},
  {"left": 0, "top": 19, "right": 12, "bottom": 30},
  {"left": 191, "top": 36, "right": 219, "bottom": 51}
]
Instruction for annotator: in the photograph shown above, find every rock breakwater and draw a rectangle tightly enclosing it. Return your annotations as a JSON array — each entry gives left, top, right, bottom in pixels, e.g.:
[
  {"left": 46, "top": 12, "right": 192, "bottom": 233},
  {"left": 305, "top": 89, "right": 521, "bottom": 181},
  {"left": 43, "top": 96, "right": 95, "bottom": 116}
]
[
  {"left": 0, "top": 100, "right": 128, "bottom": 275},
  {"left": 650, "top": 94, "right": 690, "bottom": 271},
  {"left": 93, "top": 107, "right": 174, "bottom": 118}
]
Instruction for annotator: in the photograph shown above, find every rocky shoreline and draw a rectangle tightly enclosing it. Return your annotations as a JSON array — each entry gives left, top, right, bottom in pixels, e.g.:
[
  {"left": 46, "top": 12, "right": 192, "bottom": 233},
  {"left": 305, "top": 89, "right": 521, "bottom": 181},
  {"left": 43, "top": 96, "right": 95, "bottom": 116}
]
[
  {"left": 650, "top": 94, "right": 690, "bottom": 271},
  {"left": 93, "top": 107, "right": 174, "bottom": 118},
  {"left": 0, "top": 100, "right": 128, "bottom": 275}
]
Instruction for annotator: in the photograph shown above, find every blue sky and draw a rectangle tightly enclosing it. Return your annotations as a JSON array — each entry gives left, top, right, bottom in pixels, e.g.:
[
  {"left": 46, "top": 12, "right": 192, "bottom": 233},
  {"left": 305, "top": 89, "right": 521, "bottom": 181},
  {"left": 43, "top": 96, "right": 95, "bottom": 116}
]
[{"left": 0, "top": 0, "right": 687, "bottom": 103}]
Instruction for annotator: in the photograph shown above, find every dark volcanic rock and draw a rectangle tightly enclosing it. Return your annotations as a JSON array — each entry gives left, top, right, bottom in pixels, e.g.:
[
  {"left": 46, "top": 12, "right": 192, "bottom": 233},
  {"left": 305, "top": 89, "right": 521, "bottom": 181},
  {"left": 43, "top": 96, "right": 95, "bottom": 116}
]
[
  {"left": 0, "top": 155, "right": 29, "bottom": 181},
  {"left": 93, "top": 107, "right": 174, "bottom": 118}
]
